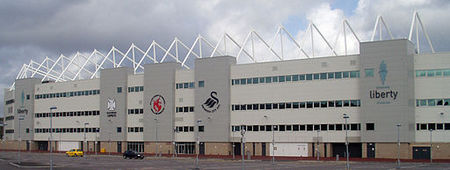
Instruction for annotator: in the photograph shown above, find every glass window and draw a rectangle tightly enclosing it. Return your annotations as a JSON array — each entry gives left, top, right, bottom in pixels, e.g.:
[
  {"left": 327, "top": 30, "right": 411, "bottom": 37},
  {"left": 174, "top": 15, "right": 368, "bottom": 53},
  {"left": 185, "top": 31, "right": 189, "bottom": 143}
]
[
  {"left": 336, "top": 124, "right": 343, "bottom": 131},
  {"left": 117, "top": 87, "right": 122, "bottom": 93},
  {"left": 234, "top": 79, "right": 240, "bottom": 85},
  {"left": 279, "top": 125, "right": 285, "bottom": 131},
  {"left": 350, "top": 100, "right": 358, "bottom": 107},
  {"left": 117, "top": 127, "right": 122, "bottom": 133},
  {"left": 198, "top": 81, "right": 205, "bottom": 88},
  {"left": 293, "top": 125, "right": 299, "bottom": 131},
  {"left": 320, "top": 73, "right": 327, "bottom": 80},
  {"left": 366, "top": 123, "right": 375, "bottom": 130},
  {"left": 140, "top": 86, "right": 144, "bottom": 91},
  {"left": 306, "top": 102, "right": 313, "bottom": 108},
  {"left": 435, "top": 70, "right": 442, "bottom": 76},
  {"left": 444, "top": 69, "right": 450, "bottom": 76},
  {"left": 320, "top": 101, "right": 327, "bottom": 108},
  {"left": 335, "top": 100, "right": 342, "bottom": 107},
  {"left": 247, "top": 78, "right": 252, "bottom": 84},
  {"left": 444, "top": 99, "right": 450, "bottom": 106},
  {"left": 279, "top": 76, "right": 285, "bottom": 82},
  {"left": 335, "top": 72, "right": 342, "bottom": 79},
  {"left": 313, "top": 73, "right": 320, "bottom": 80},
  {"left": 286, "top": 75, "right": 292, "bottom": 81},
  {"left": 265, "top": 77, "right": 272, "bottom": 83},
  {"left": 427, "top": 70, "right": 435, "bottom": 77},
  {"left": 189, "top": 82, "right": 195, "bottom": 88},
  {"left": 259, "top": 77, "right": 265, "bottom": 83},
  {"left": 350, "top": 71, "right": 359, "bottom": 78},
  {"left": 260, "top": 125, "right": 265, "bottom": 131},
  {"left": 300, "top": 125, "right": 305, "bottom": 131},
  {"left": 253, "top": 78, "right": 259, "bottom": 84},
  {"left": 343, "top": 71, "right": 350, "bottom": 78},
  {"left": 328, "top": 72, "right": 334, "bottom": 79},
  {"left": 272, "top": 103, "right": 278, "bottom": 109},
  {"left": 272, "top": 76, "right": 278, "bottom": 82},
  {"left": 292, "top": 75, "right": 299, "bottom": 81},
  {"left": 328, "top": 101, "right": 335, "bottom": 107},
  {"left": 265, "top": 103, "right": 272, "bottom": 110},
  {"left": 428, "top": 123, "right": 435, "bottom": 130},
  {"left": 321, "top": 124, "right": 328, "bottom": 131},
  {"left": 285, "top": 102, "right": 292, "bottom": 109},
  {"left": 299, "top": 102, "right": 306, "bottom": 108},
  {"left": 134, "top": 86, "right": 139, "bottom": 92},
  {"left": 266, "top": 125, "right": 272, "bottom": 131},
  {"left": 299, "top": 74, "right": 306, "bottom": 80},
  {"left": 329, "top": 124, "right": 335, "bottom": 130},
  {"left": 259, "top": 104, "right": 265, "bottom": 109},
  {"left": 240, "top": 79, "right": 246, "bottom": 85},
  {"left": 343, "top": 100, "right": 350, "bottom": 107},
  {"left": 428, "top": 99, "right": 436, "bottom": 106},
  {"left": 279, "top": 103, "right": 285, "bottom": 109},
  {"left": 292, "top": 102, "right": 299, "bottom": 108},
  {"left": 313, "top": 101, "right": 320, "bottom": 108},
  {"left": 419, "top": 99, "right": 427, "bottom": 106},
  {"left": 365, "top": 68, "right": 374, "bottom": 77},
  {"left": 306, "top": 74, "right": 313, "bottom": 80},
  {"left": 436, "top": 99, "right": 443, "bottom": 106},
  {"left": 307, "top": 125, "right": 313, "bottom": 131},
  {"left": 199, "top": 126, "right": 204, "bottom": 132},
  {"left": 253, "top": 104, "right": 259, "bottom": 110}
]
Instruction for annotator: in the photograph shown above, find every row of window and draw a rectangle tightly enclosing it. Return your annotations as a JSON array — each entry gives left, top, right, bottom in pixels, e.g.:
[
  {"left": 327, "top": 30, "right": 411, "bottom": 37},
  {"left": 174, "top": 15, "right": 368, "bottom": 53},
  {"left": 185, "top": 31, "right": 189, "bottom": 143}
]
[
  {"left": 35, "top": 128, "right": 100, "bottom": 133},
  {"left": 416, "top": 98, "right": 450, "bottom": 107},
  {"left": 232, "top": 100, "right": 361, "bottom": 111},
  {"left": 35, "top": 89, "right": 100, "bottom": 100},
  {"left": 232, "top": 70, "right": 360, "bottom": 86},
  {"left": 5, "top": 99, "right": 14, "bottom": 105},
  {"left": 128, "top": 127, "right": 144, "bottom": 132},
  {"left": 128, "top": 109, "right": 144, "bottom": 114},
  {"left": 416, "top": 69, "right": 450, "bottom": 77},
  {"left": 128, "top": 86, "right": 144, "bottom": 93},
  {"left": 176, "top": 82, "right": 195, "bottom": 89},
  {"left": 176, "top": 106, "right": 195, "bottom": 113},
  {"left": 35, "top": 110, "right": 100, "bottom": 118},
  {"left": 231, "top": 123, "right": 364, "bottom": 132},
  {"left": 416, "top": 123, "right": 450, "bottom": 131},
  {"left": 176, "top": 126, "right": 194, "bottom": 132},
  {"left": 5, "top": 129, "right": 14, "bottom": 133}
]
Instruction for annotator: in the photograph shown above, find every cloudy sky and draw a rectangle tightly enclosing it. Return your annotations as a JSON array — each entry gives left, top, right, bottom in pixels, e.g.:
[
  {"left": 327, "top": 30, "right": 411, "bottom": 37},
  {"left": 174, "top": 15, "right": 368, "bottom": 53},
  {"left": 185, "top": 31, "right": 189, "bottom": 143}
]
[{"left": 1, "top": 0, "right": 449, "bottom": 116}]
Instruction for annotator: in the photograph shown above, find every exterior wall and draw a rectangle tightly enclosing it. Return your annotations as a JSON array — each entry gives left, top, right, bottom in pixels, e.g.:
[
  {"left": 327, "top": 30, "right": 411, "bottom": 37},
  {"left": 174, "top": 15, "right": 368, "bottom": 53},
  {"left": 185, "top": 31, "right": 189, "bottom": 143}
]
[
  {"left": 99, "top": 68, "right": 131, "bottom": 142},
  {"left": 175, "top": 70, "right": 196, "bottom": 142},
  {"left": 144, "top": 142, "right": 174, "bottom": 154},
  {"left": 3, "top": 89, "right": 15, "bottom": 140},
  {"left": 360, "top": 39, "right": 416, "bottom": 143},
  {"left": 144, "top": 63, "right": 179, "bottom": 142},
  {"left": 205, "top": 142, "right": 231, "bottom": 155},
  {"left": 126, "top": 74, "right": 144, "bottom": 141},
  {"left": 34, "top": 79, "right": 100, "bottom": 141},
  {"left": 14, "top": 78, "right": 41, "bottom": 141},
  {"left": 195, "top": 56, "right": 235, "bottom": 142}
]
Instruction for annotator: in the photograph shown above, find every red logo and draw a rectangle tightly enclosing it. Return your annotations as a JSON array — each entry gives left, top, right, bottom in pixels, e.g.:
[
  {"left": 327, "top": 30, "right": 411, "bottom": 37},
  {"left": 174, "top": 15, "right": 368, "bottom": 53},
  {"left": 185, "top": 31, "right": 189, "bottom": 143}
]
[{"left": 150, "top": 95, "right": 165, "bottom": 115}]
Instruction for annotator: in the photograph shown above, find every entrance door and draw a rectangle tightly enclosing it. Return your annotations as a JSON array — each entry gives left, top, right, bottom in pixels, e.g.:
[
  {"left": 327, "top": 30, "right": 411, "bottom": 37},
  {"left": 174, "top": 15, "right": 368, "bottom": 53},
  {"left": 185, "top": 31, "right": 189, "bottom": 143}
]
[
  {"left": 234, "top": 142, "right": 241, "bottom": 156},
  {"left": 261, "top": 143, "right": 266, "bottom": 156},
  {"left": 117, "top": 142, "right": 122, "bottom": 153},
  {"left": 26, "top": 141, "right": 30, "bottom": 151},
  {"left": 367, "top": 143, "right": 375, "bottom": 158},
  {"left": 199, "top": 142, "right": 205, "bottom": 155},
  {"left": 413, "top": 147, "right": 430, "bottom": 160}
]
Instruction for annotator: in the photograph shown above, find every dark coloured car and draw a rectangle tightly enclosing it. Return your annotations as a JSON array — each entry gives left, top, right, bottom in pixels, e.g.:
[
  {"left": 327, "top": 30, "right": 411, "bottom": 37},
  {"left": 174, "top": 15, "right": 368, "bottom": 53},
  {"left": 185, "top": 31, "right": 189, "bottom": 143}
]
[{"left": 123, "top": 150, "right": 144, "bottom": 159}]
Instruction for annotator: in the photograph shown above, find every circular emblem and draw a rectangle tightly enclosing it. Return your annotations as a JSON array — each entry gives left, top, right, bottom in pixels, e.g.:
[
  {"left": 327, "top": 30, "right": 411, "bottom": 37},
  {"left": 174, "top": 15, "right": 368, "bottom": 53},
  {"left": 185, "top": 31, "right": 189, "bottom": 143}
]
[{"left": 150, "top": 95, "right": 165, "bottom": 115}]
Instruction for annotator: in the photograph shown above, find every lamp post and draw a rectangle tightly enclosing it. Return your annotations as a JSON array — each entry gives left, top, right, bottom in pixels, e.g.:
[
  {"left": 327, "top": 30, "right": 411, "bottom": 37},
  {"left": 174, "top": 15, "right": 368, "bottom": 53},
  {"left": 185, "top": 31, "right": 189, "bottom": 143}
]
[
  {"left": 49, "top": 106, "right": 57, "bottom": 170},
  {"left": 232, "top": 126, "right": 235, "bottom": 159},
  {"left": 240, "top": 126, "right": 246, "bottom": 170},
  {"left": 84, "top": 122, "right": 89, "bottom": 156},
  {"left": 173, "top": 127, "right": 177, "bottom": 158},
  {"left": 343, "top": 114, "right": 350, "bottom": 170},
  {"left": 154, "top": 118, "right": 158, "bottom": 157},
  {"left": 429, "top": 129, "right": 433, "bottom": 163},
  {"left": 316, "top": 129, "right": 320, "bottom": 161},
  {"left": 396, "top": 124, "right": 401, "bottom": 168},
  {"left": 272, "top": 125, "right": 275, "bottom": 165},
  {"left": 195, "top": 119, "right": 202, "bottom": 170}
]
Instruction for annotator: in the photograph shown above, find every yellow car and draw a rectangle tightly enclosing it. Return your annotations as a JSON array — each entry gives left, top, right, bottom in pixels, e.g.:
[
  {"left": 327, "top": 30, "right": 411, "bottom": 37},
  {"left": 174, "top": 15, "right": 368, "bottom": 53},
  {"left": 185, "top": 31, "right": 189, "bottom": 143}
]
[{"left": 66, "top": 149, "right": 84, "bottom": 157}]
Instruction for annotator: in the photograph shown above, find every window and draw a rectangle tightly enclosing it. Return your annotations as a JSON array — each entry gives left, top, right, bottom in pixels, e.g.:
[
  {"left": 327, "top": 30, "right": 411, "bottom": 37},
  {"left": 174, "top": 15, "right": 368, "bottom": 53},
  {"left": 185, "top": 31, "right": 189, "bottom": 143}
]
[
  {"left": 320, "top": 73, "right": 327, "bottom": 80},
  {"left": 335, "top": 72, "right": 342, "bottom": 79},
  {"left": 198, "top": 81, "right": 205, "bottom": 88},
  {"left": 329, "top": 124, "right": 335, "bottom": 130},
  {"left": 306, "top": 74, "right": 313, "bottom": 80},
  {"left": 365, "top": 68, "right": 374, "bottom": 77},
  {"left": 307, "top": 125, "right": 313, "bottom": 131},
  {"left": 336, "top": 124, "right": 343, "bottom": 131},
  {"left": 26, "top": 95, "right": 30, "bottom": 100},
  {"left": 313, "top": 73, "right": 320, "bottom": 80},
  {"left": 199, "top": 126, "right": 204, "bottom": 132},
  {"left": 117, "top": 127, "right": 122, "bottom": 133},
  {"left": 328, "top": 72, "right": 334, "bottom": 79},
  {"left": 117, "top": 87, "right": 122, "bottom": 93},
  {"left": 292, "top": 75, "right": 299, "bottom": 81},
  {"left": 366, "top": 123, "right": 375, "bottom": 131}
]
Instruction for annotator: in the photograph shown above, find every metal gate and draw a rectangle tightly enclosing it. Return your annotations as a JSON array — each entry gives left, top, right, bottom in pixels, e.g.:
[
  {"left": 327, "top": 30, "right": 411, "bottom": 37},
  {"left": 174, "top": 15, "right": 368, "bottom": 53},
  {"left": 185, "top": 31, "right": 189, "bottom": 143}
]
[{"left": 413, "top": 147, "right": 430, "bottom": 160}]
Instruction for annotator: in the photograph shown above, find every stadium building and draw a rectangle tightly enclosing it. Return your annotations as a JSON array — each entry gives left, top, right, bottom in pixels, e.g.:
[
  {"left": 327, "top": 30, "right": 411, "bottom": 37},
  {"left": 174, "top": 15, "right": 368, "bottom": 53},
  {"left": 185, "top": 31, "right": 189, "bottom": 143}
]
[{"left": 2, "top": 13, "right": 450, "bottom": 160}]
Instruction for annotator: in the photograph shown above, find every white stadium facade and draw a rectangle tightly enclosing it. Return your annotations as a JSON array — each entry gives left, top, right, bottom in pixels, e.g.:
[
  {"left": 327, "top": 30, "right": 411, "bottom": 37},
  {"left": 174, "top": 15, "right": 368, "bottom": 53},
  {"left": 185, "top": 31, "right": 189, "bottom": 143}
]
[{"left": 2, "top": 12, "right": 450, "bottom": 160}]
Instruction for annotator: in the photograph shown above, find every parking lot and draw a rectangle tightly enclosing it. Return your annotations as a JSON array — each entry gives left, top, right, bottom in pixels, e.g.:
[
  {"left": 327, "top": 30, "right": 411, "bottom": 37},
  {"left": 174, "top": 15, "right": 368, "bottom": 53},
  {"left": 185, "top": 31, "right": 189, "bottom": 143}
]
[{"left": 0, "top": 151, "right": 449, "bottom": 170}]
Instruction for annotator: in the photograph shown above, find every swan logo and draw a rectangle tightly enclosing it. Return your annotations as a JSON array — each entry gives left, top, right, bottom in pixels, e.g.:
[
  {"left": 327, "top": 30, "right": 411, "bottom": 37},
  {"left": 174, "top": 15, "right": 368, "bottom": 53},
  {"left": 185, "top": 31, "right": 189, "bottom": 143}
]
[
  {"left": 379, "top": 60, "right": 388, "bottom": 85},
  {"left": 107, "top": 98, "right": 116, "bottom": 111},
  {"left": 150, "top": 95, "right": 165, "bottom": 115},
  {"left": 202, "top": 91, "right": 220, "bottom": 113}
]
